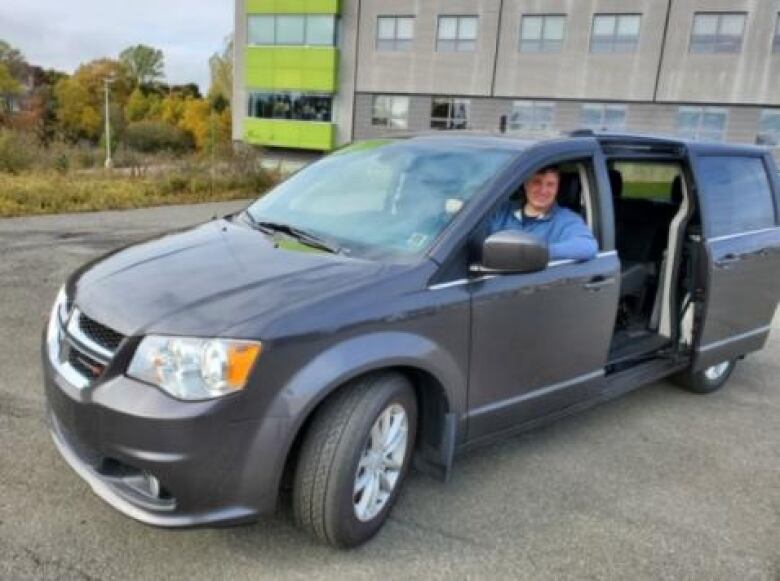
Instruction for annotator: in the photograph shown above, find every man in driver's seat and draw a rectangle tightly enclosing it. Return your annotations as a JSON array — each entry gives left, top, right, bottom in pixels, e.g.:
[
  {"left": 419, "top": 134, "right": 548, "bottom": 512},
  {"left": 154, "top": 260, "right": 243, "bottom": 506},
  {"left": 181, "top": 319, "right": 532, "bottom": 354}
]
[{"left": 488, "top": 166, "right": 598, "bottom": 261}]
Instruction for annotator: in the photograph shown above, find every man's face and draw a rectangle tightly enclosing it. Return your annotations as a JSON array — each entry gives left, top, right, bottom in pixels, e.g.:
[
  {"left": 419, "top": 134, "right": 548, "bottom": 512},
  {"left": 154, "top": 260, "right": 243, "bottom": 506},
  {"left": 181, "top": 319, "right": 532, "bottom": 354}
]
[{"left": 525, "top": 171, "right": 560, "bottom": 214}]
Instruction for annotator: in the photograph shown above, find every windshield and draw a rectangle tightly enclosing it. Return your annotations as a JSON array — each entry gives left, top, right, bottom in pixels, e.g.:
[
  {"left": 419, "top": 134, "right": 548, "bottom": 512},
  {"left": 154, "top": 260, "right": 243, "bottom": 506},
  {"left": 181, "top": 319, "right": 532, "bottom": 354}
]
[{"left": 245, "top": 140, "right": 515, "bottom": 259}]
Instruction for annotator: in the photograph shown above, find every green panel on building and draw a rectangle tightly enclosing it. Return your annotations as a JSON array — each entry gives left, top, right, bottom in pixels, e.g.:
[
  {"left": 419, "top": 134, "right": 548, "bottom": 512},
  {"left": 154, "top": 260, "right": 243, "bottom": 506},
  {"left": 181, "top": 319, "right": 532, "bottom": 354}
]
[
  {"left": 246, "top": 0, "right": 339, "bottom": 15},
  {"left": 243, "top": 118, "right": 336, "bottom": 151},
  {"left": 245, "top": 47, "right": 339, "bottom": 92}
]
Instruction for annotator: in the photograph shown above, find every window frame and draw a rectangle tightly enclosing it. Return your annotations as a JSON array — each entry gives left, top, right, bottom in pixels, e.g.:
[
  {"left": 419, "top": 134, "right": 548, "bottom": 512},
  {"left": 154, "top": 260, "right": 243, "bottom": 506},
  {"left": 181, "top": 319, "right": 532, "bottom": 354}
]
[
  {"left": 773, "top": 14, "right": 780, "bottom": 53},
  {"left": 508, "top": 100, "right": 556, "bottom": 133},
  {"left": 247, "top": 91, "right": 334, "bottom": 123},
  {"left": 689, "top": 12, "right": 747, "bottom": 54},
  {"left": 430, "top": 97, "right": 471, "bottom": 130},
  {"left": 609, "top": 160, "right": 684, "bottom": 204},
  {"left": 580, "top": 103, "right": 628, "bottom": 131},
  {"left": 376, "top": 15, "right": 415, "bottom": 52},
  {"left": 757, "top": 109, "right": 780, "bottom": 147},
  {"left": 694, "top": 154, "right": 778, "bottom": 238},
  {"left": 372, "top": 95, "right": 411, "bottom": 129},
  {"left": 676, "top": 106, "right": 728, "bottom": 142},
  {"left": 247, "top": 14, "right": 337, "bottom": 47},
  {"left": 590, "top": 13, "right": 642, "bottom": 54},
  {"left": 436, "top": 15, "right": 480, "bottom": 53},
  {"left": 519, "top": 14, "right": 567, "bottom": 53},
  {"left": 476, "top": 157, "right": 602, "bottom": 251}
]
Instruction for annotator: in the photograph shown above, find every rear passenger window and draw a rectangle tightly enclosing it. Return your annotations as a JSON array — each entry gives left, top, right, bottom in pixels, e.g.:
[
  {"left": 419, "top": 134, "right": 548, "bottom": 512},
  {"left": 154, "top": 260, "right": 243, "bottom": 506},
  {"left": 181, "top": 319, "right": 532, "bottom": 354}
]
[
  {"left": 613, "top": 162, "right": 681, "bottom": 203},
  {"left": 697, "top": 156, "right": 777, "bottom": 237}
]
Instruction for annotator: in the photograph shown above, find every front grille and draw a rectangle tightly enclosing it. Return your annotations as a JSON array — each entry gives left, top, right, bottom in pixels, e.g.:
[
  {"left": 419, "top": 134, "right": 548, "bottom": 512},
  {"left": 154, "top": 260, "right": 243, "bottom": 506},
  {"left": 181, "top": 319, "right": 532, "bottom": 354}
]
[
  {"left": 78, "top": 313, "right": 124, "bottom": 352},
  {"left": 68, "top": 347, "right": 106, "bottom": 380}
]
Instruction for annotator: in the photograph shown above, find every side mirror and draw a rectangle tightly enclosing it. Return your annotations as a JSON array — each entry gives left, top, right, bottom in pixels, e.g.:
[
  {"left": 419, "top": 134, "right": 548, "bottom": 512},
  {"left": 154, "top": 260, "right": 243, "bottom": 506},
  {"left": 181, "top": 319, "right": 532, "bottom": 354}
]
[{"left": 473, "top": 230, "right": 549, "bottom": 274}]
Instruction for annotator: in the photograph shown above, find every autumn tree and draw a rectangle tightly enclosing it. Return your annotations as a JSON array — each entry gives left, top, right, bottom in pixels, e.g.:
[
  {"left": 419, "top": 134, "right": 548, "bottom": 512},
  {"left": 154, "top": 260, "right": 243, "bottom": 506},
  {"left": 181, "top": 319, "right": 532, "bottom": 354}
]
[
  {"left": 0, "top": 41, "right": 27, "bottom": 123},
  {"left": 25, "top": 68, "right": 67, "bottom": 143},
  {"left": 0, "top": 63, "right": 22, "bottom": 116},
  {"left": 208, "top": 36, "right": 233, "bottom": 112},
  {"left": 178, "top": 98, "right": 211, "bottom": 150},
  {"left": 0, "top": 40, "right": 28, "bottom": 82},
  {"left": 124, "top": 87, "right": 161, "bottom": 122},
  {"left": 55, "top": 59, "right": 131, "bottom": 142},
  {"left": 119, "top": 45, "right": 165, "bottom": 87},
  {"left": 159, "top": 93, "right": 187, "bottom": 126}
]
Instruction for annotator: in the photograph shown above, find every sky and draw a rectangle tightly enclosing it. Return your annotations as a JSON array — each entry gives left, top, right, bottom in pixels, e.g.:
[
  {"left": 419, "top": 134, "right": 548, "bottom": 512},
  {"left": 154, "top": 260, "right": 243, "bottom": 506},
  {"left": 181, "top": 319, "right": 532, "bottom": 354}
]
[{"left": 0, "top": 0, "right": 233, "bottom": 92}]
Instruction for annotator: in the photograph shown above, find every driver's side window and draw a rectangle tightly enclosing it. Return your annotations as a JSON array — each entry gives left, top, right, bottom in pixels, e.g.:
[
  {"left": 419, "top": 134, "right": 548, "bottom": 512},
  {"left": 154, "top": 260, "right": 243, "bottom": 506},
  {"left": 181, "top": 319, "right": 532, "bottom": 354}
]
[{"left": 475, "top": 158, "right": 601, "bottom": 269}]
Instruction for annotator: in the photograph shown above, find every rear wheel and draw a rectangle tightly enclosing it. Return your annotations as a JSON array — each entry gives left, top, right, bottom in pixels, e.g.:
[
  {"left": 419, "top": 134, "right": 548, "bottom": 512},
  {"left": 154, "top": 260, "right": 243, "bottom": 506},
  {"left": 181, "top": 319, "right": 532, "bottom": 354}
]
[
  {"left": 293, "top": 373, "right": 417, "bottom": 548},
  {"left": 673, "top": 359, "right": 737, "bottom": 394}
]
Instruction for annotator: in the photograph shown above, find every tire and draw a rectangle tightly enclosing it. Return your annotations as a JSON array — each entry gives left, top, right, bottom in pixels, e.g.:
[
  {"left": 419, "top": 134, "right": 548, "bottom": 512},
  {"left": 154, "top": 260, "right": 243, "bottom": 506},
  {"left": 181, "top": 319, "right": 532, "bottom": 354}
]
[
  {"left": 293, "top": 373, "right": 417, "bottom": 548},
  {"left": 673, "top": 359, "right": 737, "bottom": 394}
]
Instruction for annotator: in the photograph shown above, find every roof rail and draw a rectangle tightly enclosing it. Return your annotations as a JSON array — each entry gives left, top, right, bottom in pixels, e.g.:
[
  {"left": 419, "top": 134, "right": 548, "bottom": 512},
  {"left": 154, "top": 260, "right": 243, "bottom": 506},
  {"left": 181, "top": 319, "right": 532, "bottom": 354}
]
[
  {"left": 569, "top": 129, "right": 595, "bottom": 138},
  {"left": 567, "top": 129, "right": 686, "bottom": 155}
]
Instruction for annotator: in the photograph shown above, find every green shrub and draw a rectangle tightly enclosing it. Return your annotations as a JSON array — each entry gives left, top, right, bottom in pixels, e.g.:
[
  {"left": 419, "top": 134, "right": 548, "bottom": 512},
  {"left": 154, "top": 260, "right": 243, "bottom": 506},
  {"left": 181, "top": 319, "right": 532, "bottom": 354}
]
[
  {"left": 161, "top": 175, "right": 189, "bottom": 194},
  {"left": 0, "top": 129, "right": 35, "bottom": 174},
  {"left": 123, "top": 121, "right": 194, "bottom": 155},
  {"left": 221, "top": 146, "right": 277, "bottom": 195}
]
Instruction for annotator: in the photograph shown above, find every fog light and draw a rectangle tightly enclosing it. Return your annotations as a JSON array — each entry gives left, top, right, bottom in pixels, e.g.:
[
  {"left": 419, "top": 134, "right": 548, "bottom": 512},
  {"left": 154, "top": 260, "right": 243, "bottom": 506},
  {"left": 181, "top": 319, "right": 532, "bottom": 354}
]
[{"left": 144, "top": 471, "right": 161, "bottom": 498}]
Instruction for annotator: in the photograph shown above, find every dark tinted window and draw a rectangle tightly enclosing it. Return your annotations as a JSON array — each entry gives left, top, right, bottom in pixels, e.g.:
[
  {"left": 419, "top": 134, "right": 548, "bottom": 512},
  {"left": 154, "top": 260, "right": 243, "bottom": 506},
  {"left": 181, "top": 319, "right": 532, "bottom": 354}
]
[
  {"left": 698, "top": 156, "right": 776, "bottom": 237},
  {"left": 248, "top": 92, "right": 332, "bottom": 122}
]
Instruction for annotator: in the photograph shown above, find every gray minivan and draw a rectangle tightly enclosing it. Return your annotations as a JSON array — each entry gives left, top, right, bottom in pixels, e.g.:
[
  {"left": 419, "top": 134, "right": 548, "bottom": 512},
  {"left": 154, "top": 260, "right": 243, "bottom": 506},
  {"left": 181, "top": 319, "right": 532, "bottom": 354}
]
[{"left": 42, "top": 133, "right": 780, "bottom": 547}]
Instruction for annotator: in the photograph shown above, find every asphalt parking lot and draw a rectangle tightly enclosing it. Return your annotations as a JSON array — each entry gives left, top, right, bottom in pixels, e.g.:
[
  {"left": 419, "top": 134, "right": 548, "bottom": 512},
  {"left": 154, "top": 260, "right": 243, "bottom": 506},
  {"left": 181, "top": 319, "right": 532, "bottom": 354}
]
[{"left": 1, "top": 201, "right": 778, "bottom": 580}]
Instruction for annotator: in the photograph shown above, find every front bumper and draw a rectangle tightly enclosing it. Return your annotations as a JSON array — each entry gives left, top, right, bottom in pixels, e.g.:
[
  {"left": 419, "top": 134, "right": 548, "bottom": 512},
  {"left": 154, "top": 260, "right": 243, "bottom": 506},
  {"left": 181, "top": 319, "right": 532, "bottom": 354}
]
[{"left": 42, "top": 346, "right": 288, "bottom": 528}]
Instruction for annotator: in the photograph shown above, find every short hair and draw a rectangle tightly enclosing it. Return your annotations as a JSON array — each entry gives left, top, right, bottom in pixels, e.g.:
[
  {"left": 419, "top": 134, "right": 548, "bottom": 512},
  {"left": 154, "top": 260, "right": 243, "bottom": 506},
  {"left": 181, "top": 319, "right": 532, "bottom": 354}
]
[{"left": 535, "top": 165, "right": 560, "bottom": 177}]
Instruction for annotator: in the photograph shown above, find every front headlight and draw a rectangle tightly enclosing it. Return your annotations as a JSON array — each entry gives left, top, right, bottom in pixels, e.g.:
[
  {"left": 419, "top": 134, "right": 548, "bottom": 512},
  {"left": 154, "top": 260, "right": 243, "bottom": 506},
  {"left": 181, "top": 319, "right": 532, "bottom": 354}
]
[{"left": 127, "top": 336, "right": 262, "bottom": 401}]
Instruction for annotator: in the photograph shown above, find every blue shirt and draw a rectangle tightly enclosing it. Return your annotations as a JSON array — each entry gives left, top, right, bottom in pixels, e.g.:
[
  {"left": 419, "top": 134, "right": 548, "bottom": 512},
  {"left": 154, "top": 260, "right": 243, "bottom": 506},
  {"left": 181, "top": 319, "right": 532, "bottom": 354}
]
[{"left": 488, "top": 203, "right": 598, "bottom": 261}]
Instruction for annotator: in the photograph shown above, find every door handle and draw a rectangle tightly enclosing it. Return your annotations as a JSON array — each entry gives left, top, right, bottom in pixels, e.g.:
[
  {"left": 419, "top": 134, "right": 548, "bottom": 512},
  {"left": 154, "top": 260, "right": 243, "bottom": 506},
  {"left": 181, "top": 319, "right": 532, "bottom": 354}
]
[{"left": 584, "top": 276, "right": 614, "bottom": 291}]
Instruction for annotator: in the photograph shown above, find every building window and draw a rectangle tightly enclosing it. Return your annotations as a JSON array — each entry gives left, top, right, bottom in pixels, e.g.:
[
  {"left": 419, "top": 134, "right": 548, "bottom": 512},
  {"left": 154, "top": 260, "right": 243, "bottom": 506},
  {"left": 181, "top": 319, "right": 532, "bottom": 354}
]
[
  {"left": 581, "top": 103, "right": 627, "bottom": 131},
  {"left": 248, "top": 15, "right": 336, "bottom": 47},
  {"left": 372, "top": 95, "right": 410, "bottom": 129},
  {"left": 431, "top": 98, "right": 470, "bottom": 129},
  {"left": 690, "top": 13, "right": 746, "bottom": 53},
  {"left": 509, "top": 101, "right": 555, "bottom": 132},
  {"left": 757, "top": 110, "right": 780, "bottom": 147},
  {"left": 376, "top": 16, "right": 414, "bottom": 51},
  {"left": 773, "top": 15, "right": 780, "bottom": 53},
  {"left": 590, "top": 14, "right": 641, "bottom": 53},
  {"left": 676, "top": 106, "right": 727, "bottom": 141},
  {"left": 519, "top": 15, "right": 566, "bottom": 53},
  {"left": 437, "top": 16, "right": 479, "bottom": 52},
  {"left": 248, "top": 92, "right": 333, "bottom": 122}
]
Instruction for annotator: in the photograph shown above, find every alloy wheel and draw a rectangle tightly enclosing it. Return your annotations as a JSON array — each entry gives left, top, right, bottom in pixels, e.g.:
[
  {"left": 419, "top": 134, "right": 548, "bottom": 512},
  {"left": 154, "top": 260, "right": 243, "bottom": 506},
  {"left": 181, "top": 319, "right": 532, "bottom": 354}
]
[{"left": 353, "top": 403, "right": 409, "bottom": 522}]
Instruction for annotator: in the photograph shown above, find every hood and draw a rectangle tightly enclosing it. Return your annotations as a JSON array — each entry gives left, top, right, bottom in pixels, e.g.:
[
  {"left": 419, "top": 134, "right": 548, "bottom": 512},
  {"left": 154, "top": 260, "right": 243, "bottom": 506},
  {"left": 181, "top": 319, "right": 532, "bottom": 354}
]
[{"left": 72, "top": 219, "right": 399, "bottom": 338}]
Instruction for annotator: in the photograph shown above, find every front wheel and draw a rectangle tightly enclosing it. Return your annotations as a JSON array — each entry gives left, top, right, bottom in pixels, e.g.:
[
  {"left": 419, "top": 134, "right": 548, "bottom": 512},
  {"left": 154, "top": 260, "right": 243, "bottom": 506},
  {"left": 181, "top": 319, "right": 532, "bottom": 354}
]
[
  {"left": 673, "top": 359, "right": 737, "bottom": 394},
  {"left": 293, "top": 373, "right": 417, "bottom": 548}
]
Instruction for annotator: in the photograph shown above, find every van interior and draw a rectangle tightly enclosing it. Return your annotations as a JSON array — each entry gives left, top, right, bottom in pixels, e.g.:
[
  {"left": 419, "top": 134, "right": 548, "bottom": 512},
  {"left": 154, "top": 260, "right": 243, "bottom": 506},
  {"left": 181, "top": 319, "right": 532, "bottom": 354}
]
[
  {"left": 607, "top": 161, "right": 693, "bottom": 367},
  {"left": 553, "top": 160, "right": 699, "bottom": 370}
]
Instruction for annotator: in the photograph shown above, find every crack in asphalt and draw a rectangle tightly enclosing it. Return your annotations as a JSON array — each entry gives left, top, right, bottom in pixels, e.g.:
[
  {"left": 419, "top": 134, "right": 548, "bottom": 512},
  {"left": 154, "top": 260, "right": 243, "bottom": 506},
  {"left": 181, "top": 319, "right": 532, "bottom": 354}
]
[
  {"left": 388, "top": 516, "right": 483, "bottom": 548},
  {"left": 0, "top": 393, "right": 39, "bottom": 421},
  {"left": 22, "top": 547, "right": 102, "bottom": 581}
]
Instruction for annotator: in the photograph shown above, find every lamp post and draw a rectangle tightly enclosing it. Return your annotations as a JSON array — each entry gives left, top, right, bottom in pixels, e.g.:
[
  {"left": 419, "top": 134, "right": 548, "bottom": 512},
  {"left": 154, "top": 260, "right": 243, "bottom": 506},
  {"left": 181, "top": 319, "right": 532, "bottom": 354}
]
[{"left": 103, "top": 75, "right": 115, "bottom": 169}]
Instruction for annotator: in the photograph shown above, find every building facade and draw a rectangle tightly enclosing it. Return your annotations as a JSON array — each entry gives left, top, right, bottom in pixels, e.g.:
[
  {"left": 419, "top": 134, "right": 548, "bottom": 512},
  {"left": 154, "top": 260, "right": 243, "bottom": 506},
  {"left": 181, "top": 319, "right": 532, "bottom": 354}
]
[{"left": 233, "top": 0, "right": 780, "bottom": 154}]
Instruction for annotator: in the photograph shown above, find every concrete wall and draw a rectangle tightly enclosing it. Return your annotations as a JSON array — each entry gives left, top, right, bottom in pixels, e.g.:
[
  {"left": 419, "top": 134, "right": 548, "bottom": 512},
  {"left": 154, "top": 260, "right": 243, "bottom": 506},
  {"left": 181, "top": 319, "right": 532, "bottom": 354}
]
[
  {"left": 233, "top": 0, "right": 247, "bottom": 142},
  {"left": 656, "top": 0, "right": 780, "bottom": 105},
  {"left": 494, "top": 0, "right": 669, "bottom": 101},
  {"left": 353, "top": 93, "right": 772, "bottom": 148},
  {"left": 334, "top": 0, "right": 359, "bottom": 145},
  {"left": 355, "top": 0, "right": 502, "bottom": 96}
]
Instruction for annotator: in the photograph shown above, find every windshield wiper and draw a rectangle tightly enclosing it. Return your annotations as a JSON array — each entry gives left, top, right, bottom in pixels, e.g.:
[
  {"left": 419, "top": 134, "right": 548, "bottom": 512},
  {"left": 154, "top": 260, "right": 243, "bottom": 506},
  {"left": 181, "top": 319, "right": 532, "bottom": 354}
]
[{"left": 249, "top": 217, "right": 342, "bottom": 255}]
